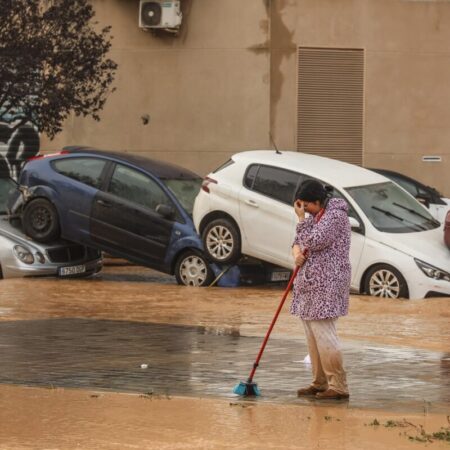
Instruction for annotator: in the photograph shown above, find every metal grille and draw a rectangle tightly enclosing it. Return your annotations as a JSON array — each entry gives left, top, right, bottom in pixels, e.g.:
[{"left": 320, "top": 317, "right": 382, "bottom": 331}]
[
  {"left": 297, "top": 47, "right": 364, "bottom": 165},
  {"left": 47, "top": 245, "right": 85, "bottom": 263}
]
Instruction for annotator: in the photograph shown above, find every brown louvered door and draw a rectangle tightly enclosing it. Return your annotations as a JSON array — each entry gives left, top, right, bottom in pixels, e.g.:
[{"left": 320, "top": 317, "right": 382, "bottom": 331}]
[{"left": 297, "top": 47, "right": 364, "bottom": 165}]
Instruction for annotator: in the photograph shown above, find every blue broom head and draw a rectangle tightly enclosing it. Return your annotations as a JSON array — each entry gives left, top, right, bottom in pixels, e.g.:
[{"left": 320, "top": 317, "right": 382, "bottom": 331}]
[{"left": 233, "top": 381, "right": 260, "bottom": 396}]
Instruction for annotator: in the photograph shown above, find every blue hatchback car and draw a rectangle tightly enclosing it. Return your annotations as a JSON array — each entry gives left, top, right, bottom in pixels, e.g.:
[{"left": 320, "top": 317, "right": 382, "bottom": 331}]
[{"left": 8, "top": 146, "right": 214, "bottom": 286}]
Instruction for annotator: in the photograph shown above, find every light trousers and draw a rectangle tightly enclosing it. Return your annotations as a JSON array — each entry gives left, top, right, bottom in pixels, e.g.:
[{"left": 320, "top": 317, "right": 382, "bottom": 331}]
[{"left": 302, "top": 318, "right": 348, "bottom": 394}]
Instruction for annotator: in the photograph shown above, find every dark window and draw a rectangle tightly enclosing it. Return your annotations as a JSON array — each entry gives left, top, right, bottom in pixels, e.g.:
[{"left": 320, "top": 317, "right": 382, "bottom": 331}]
[
  {"left": 252, "top": 166, "right": 301, "bottom": 205},
  {"left": 244, "top": 165, "right": 259, "bottom": 189},
  {"left": 108, "top": 164, "right": 173, "bottom": 213},
  {"left": 53, "top": 158, "right": 106, "bottom": 189}
]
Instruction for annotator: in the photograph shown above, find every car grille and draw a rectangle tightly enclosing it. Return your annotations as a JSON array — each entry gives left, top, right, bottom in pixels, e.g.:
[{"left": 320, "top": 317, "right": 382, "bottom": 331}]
[{"left": 46, "top": 245, "right": 87, "bottom": 263}]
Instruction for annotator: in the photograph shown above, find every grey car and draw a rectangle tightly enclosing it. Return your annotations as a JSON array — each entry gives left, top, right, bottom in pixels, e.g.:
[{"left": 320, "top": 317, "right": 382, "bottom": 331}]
[{"left": 0, "top": 178, "right": 103, "bottom": 279}]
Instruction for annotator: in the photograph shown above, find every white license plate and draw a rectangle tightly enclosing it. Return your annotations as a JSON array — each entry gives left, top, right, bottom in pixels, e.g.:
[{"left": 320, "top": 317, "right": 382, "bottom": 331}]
[
  {"left": 59, "top": 265, "right": 86, "bottom": 276},
  {"left": 270, "top": 271, "right": 291, "bottom": 282}
]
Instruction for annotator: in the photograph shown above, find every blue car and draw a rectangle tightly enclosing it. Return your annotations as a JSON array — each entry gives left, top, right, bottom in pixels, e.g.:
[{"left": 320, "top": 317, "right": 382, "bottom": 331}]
[{"left": 8, "top": 146, "right": 214, "bottom": 286}]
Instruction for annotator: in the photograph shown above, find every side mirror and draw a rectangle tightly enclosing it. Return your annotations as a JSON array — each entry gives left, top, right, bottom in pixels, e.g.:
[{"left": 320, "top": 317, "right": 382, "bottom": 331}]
[
  {"left": 156, "top": 204, "right": 175, "bottom": 220},
  {"left": 349, "top": 216, "right": 362, "bottom": 231},
  {"left": 416, "top": 194, "right": 431, "bottom": 208}
]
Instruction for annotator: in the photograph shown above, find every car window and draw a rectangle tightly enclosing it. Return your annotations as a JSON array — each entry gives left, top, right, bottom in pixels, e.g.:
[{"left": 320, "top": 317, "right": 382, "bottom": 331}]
[
  {"left": 252, "top": 165, "right": 301, "bottom": 205},
  {"left": 244, "top": 164, "right": 259, "bottom": 189},
  {"left": 346, "top": 181, "right": 439, "bottom": 233},
  {"left": 53, "top": 158, "right": 106, "bottom": 189},
  {"left": 0, "top": 178, "right": 15, "bottom": 213},
  {"left": 387, "top": 174, "right": 418, "bottom": 197},
  {"left": 162, "top": 178, "right": 202, "bottom": 216},
  {"left": 108, "top": 164, "right": 173, "bottom": 213}
]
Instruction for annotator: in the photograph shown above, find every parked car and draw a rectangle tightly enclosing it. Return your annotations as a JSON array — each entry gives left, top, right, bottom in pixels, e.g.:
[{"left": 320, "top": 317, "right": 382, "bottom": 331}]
[
  {"left": 445, "top": 211, "right": 450, "bottom": 250},
  {"left": 193, "top": 150, "right": 450, "bottom": 299},
  {"left": 0, "top": 177, "right": 102, "bottom": 279},
  {"left": 8, "top": 147, "right": 213, "bottom": 286},
  {"left": 369, "top": 168, "right": 450, "bottom": 223}
]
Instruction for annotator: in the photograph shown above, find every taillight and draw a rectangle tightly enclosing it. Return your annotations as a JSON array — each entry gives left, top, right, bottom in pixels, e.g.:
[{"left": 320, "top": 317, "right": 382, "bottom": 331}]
[
  {"left": 201, "top": 176, "right": 218, "bottom": 193},
  {"left": 27, "top": 150, "right": 70, "bottom": 161}
]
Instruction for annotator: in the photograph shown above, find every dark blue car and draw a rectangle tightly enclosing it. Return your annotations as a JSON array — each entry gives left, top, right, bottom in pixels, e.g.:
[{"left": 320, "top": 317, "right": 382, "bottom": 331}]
[{"left": 8, "top": 146, "right": 214, "bottom": 286}]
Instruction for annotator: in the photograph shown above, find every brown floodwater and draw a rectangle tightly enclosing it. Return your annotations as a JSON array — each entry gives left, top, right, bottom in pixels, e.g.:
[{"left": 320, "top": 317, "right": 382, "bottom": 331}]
[{"left": 0, "top": 264, "right": 448, "bottom": 449}]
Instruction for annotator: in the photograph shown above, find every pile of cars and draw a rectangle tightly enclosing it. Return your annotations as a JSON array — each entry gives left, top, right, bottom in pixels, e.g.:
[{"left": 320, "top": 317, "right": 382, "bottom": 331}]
[{"left": 3, "top": 146, "right": 450, "bottom": 299}]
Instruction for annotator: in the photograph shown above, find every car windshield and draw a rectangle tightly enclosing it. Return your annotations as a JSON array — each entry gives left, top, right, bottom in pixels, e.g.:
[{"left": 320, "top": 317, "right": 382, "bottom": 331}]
[
  {"left": 0, "top": 178, "right": 16, "bottom": 215},
  {"left": 345, "top": 182, "right": 440, "bottom": 233},
  {"left": 162, "top": 178, "right": 202, "bottom": 215}
]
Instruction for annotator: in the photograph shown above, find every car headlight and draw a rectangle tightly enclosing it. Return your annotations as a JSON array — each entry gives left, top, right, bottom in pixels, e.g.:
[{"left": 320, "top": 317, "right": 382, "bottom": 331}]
[
  {"left": 13, "top": 245, "right": 34, "bottom": 264},
  {"left": 415, "top": 259, "right": 450, "bottom": 282}
]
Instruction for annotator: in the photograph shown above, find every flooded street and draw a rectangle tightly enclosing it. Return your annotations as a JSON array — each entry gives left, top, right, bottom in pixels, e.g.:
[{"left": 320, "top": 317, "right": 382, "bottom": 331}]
[{"left": 0, "top": 263, "right": 449, "bottom": 449}]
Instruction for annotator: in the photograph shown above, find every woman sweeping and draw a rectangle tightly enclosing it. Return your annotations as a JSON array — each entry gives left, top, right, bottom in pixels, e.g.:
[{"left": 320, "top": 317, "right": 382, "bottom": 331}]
[{"left": 291, "top": 180, "right": 351, "bottom": 400}]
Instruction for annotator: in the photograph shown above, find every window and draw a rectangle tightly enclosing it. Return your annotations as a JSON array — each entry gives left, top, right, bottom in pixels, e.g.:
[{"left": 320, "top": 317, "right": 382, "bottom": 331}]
[
  {"left": 162, "top": 178, "right": 202, "bottom": 216},
  {"left": 53, "top": 158, "right": 106, "bottom": 189},
  {"left": 108, "top": 164, "right": 172, "bottom": 212},
  {"left": 244, "top": 165, "right": 259, "bottom": 189},
  {"left": 252, "top": 165, "right": 301, "bottom": 205}
]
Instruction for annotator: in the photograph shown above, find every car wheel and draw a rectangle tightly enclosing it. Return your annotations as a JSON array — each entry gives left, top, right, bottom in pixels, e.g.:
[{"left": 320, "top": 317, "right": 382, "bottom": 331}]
[
  {"left": 364, "top": 264, "right": 409, "bottom": 299},
  {"left": 175, "top": 250, "right": 214, "bottom": 287},
  {"left": 23, "top": 198, "right": 60, "bottom": 243},
  {"left": 202, "top": 218, "right": 241, "bottom": 264}
]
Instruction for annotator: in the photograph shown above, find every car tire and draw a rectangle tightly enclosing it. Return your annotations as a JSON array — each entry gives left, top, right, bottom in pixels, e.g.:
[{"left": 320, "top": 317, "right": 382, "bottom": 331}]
[
  {"left": 175, "top": 250, "right": 215, "bottom": 287},
  {"left": 363, "top": 264, "right": 409, "bottom": 299},
  {"left": 202, "top": 218, "right": 241, "bottom": 264},
  {"left": 23, "top": 198, "right": 60, "bottom": 243}
]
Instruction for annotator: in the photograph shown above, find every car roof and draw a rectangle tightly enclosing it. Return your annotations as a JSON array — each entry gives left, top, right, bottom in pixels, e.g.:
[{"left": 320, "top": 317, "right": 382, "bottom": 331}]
[
  {"left": 63, "top": 146, "right": 200, "bottom": 180},
  {"left": 233, "top": 150, "right": 387, "bottom": 188}
]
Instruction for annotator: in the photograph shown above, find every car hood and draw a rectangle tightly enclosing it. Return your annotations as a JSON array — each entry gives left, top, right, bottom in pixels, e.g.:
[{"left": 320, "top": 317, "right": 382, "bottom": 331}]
[
  {"left": 0, "top": 216, "right": 70, "bottom": 251},
  {"left": 374, "top": 226, "right": 450, "bottom": 270}
]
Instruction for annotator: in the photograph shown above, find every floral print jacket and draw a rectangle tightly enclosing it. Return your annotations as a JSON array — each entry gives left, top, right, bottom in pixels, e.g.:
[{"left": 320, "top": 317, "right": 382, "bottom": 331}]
[{"left": 290, "top": 198, "right": 351, "bottom": 320}]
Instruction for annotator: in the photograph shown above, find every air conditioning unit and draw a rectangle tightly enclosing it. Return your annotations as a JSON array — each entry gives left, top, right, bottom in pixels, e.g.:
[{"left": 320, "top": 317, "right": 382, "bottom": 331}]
[{"left": 139, "top": 0, "right": 182, "bottom": 30}]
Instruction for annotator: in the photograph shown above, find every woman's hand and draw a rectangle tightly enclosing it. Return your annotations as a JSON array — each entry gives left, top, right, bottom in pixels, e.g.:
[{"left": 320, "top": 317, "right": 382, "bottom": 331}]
[
  {"left": 292, "top": 244, "right": 307, "bottom": 267},
  {"left": 294, "top": 200, "right": 305, "bottom": 221}
]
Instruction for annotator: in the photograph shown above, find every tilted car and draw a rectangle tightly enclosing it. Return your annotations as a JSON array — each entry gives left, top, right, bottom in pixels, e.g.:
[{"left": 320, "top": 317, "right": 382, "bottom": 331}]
[
  {"left": 193, "top": 150, "right": 450, "bottom": 299},
  {"left": 0, "top": 177, "right": 102, "bottom": 279},
  {"left": 370, "top": 168, "right": 450, "bottom": 223},
  {"left": 8, "top": 147, "right": 213, "bottom": 286}
]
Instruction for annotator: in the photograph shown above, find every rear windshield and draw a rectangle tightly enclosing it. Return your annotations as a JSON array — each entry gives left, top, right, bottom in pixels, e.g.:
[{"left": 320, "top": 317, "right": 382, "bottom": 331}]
[
  {"left": 0, "top": 178, "right": 15, "bottom": 214},
  {"left": 162, "top": 178, "right": 202, "bottom": 215}
]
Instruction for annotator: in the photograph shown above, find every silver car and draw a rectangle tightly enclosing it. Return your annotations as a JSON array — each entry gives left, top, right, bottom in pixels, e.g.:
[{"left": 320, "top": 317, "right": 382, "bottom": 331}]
[{"left": 0, "top": 178, "right": 103, "bottom": 279}]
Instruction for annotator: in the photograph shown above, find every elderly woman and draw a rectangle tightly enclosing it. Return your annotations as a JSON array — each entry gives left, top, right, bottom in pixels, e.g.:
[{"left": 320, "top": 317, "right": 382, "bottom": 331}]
[{"left": 291, "top": 180, "right": 351, "bottom": 400}]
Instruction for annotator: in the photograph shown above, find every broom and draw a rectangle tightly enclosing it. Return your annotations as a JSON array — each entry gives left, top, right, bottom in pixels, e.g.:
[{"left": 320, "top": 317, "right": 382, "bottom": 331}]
[{"left": 233, "top": 264, "right": 300, "bottom": 396}]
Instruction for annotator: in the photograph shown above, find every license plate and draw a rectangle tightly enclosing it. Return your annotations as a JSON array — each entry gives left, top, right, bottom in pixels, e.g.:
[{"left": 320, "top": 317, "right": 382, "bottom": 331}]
[
  {"left": 59, "top": 265, "right": 86, "bottom": 276},
  {"left": 270, "top": 271, "right": 291, "bottom": 282}
]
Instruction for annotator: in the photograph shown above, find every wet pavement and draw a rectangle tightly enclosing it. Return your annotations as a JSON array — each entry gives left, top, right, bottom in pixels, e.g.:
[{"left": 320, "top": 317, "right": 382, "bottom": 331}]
[
  {"left": 0, "top": 264, "right": 449, "bottom": 416},
  {"left": 0, "top": 317, "right": 448, "bottom": 413}
]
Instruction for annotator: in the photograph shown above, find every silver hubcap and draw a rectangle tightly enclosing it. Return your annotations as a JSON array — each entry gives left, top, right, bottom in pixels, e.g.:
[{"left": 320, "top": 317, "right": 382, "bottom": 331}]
[
  {"left": 179, "top": 255, "right": 208, "bottom": 286},
  {"left": 369, "top": 269, "right": 400, "bottom": 298},
  {"left": 206, "top": 225, "right": 234, "bottom": 261}
]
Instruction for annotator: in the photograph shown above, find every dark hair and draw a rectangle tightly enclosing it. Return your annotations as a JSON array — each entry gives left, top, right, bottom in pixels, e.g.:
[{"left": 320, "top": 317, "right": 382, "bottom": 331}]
[{"left": 295, "top": 180, "right": 333, "bottom": 203}]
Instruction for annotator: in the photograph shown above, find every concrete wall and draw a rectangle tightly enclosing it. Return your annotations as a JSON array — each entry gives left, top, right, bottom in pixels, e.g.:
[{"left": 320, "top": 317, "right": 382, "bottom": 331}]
[
  {"left": 44, "top": 0, "right": 270, "bottom": 176},
  {"left": 270, "top": 0, "right": 450, "bottom": 196},
  {"left": 44, "top": 0, "right": 449, "bottom": 196}
]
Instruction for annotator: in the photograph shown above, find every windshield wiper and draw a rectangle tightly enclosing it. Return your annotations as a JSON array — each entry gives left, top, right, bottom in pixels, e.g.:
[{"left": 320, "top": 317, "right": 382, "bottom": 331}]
[
  {"left": 371, "top": 206, "right": 427, "bottom": 231},
  {"left": 393, "top": 202, "right": 440, "bottom": 226}
]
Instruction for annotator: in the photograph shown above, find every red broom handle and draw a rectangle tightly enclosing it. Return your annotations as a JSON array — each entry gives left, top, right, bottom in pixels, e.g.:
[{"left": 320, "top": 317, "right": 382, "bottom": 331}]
[{"left": 247, "top": 264, "right": 300, "bottom": 383}]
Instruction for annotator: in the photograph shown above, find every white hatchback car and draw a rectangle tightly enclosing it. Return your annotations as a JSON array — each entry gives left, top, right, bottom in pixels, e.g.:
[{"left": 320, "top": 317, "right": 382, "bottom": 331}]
[{"left": 193, "top": 150, "right": 450, "bottom": 299}]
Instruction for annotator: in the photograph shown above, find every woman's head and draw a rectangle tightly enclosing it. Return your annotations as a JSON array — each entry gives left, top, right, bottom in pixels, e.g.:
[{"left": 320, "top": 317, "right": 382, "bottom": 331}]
[{"left": 295, "top": 180, "right": 330, "bottom": 214}]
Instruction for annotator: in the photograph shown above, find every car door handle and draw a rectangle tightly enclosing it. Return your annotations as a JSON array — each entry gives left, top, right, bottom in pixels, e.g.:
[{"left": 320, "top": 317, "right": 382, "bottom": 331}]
[
  {"left": 245, "top": 199, "right": 259, "bottom": 208},
  {"left": 97, "top": 199, "right": 111, "bottom": 207}
]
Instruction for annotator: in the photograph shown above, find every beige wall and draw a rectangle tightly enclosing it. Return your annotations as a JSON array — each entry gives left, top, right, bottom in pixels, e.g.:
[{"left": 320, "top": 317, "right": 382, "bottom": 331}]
[
  {"left": 44, "top": 0, "right": 449, "bottom": 196},
  {"left": 44, "top": 0, "right": 271, "bottom": 176},
  {"left": 270, "top": 0, "right": 450, "bottom": 196}
]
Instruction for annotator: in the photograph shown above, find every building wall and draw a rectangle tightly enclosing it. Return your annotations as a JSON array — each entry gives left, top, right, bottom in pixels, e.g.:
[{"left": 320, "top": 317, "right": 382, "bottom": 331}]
[
  {"left": 270, "top": 0, "right": 450, "bottom": 196},
  {"left": 44, "top": 0, "right": 450, "bottom": 196},
  {"left": 44, "top": 0, "right": 271, "bottom": 176}
]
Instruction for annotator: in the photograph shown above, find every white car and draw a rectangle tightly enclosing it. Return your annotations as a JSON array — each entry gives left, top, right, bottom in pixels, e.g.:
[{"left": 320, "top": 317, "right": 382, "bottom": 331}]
[{"left": 193, "top": 150, "right": 450, "bottom": 299}]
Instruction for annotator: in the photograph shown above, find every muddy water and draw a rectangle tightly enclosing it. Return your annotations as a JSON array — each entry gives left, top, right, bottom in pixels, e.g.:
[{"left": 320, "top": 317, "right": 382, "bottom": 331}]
[
  {"left": 0, "top": 265, "right": 449, "bottom": 449},
  {"left": 0, "top": 385, "right": 449, "bottom": 450},
  {"left": 0, "top": 265, "right": 448, "bottom": 352}
]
